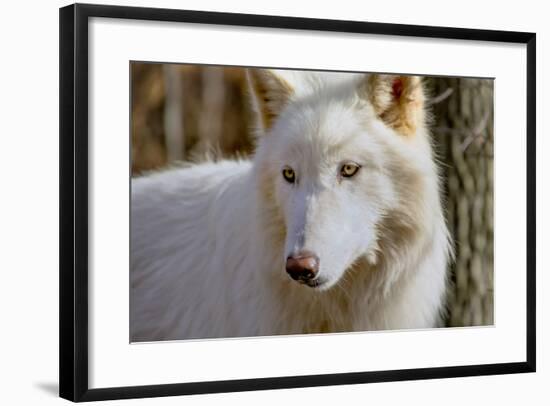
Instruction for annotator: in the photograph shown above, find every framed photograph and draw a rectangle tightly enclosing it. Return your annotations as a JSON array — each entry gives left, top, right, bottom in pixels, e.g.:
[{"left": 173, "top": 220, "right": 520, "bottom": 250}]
[{"left": 59, "top": 3, "right": 536, "bottom": 402}]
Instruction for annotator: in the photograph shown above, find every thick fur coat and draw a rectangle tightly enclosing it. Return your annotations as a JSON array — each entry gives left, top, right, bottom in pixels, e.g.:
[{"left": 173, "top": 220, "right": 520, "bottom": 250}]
[{"left": 130, "top": 69, "right": 451, "bottom": 341}]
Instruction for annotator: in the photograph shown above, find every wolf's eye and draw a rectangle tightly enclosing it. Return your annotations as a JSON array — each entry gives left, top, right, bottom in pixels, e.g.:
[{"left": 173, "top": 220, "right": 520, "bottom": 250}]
[
  {"left": 341, "top": 163, "right": 360, "bottom": 178},
  {"left": 282, "top": 167, "right": 296, "bottom": 183}
]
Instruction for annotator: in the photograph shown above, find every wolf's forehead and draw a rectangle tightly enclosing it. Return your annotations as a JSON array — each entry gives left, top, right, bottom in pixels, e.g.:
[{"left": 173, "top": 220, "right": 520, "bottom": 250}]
[
  {"left": 277, "top": 112, "right": 379, "bottom": 165},
  {"left": 286, "top": 94, "right": 363, "bottom": 129},
  {"left": 267, "top": 88, "right": 383, "bottom": 166},
  {"left": 283, "top": 100, "right": 370, "bottom": 143}
]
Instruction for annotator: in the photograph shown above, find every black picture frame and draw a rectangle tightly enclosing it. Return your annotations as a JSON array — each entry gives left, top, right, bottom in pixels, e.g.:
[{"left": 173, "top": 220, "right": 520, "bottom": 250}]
[{"left": 59, "top": 3, "right": 536, "bottom": 402}]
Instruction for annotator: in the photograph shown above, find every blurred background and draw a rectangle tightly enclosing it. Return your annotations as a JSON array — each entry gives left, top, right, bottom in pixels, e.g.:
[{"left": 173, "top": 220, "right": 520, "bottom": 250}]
[{"left": 131, "top": 62, "right": 494, "bottom": 328}]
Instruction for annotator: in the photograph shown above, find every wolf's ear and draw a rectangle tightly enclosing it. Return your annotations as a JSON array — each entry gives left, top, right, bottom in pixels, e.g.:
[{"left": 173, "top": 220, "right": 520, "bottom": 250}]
[
  {"left": 247, "top": 69, "right": 294, "bottom": 132},
  {"left": 363, "top": 74, "right": 425, "bottom": 136}
]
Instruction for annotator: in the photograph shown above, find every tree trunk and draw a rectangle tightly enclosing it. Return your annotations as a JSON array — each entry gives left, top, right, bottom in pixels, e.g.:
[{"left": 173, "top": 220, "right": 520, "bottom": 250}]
[{"left": 429, "top": 77, "right": 494, "bottom": 327}]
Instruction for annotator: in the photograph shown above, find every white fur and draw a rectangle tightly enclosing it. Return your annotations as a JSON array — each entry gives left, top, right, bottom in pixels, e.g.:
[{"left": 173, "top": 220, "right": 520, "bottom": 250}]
[{"left": 130, "top": 70, "right": 452, "bottom": 341}]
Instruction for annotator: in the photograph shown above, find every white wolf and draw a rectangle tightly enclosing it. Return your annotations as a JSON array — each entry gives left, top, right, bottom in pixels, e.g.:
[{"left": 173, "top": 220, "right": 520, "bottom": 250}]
[{"left": 130, "top": 69, "right": 451, "bottom": 341}]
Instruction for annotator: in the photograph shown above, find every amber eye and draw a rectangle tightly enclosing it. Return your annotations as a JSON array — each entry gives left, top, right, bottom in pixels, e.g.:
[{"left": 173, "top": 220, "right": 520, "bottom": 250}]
[
  {"left": 341, "top": 163, "right": 360, "bottom": 178},
  {"left": 282, "top": 167, "right": 296, "bottom": 183}
]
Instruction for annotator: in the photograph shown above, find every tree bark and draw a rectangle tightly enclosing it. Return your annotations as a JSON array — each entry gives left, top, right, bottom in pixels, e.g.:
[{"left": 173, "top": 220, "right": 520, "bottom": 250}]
[{"left": 429, "top": 77, "right": 494, "bottom": 327}]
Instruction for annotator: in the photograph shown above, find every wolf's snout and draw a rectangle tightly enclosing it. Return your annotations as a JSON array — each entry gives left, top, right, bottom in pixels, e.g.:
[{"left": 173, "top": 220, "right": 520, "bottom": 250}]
[{"left": 285, "top": 251, "right": 319, "bottom": 283}]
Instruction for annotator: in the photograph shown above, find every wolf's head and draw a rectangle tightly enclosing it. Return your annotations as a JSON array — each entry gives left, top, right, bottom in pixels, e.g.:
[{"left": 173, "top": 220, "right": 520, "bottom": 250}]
[{"left": 248, "top": 69, "right": 442, "bottom": 291}]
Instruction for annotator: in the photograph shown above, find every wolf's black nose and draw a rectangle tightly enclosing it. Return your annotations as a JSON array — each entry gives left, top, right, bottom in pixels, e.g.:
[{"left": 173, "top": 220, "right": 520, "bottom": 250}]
[{"left": 286, "top": 251, "right": 319, "bottom": 282}]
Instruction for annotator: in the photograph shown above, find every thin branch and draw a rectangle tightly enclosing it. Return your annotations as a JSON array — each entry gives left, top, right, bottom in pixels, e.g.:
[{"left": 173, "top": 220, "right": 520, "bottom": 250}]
[
  {"left": 460, "top": 109, "right": 491, "bottom": 152},
  {"left": 427, "top": 87, "right": 454, "bottom": 105}
]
